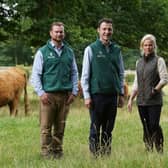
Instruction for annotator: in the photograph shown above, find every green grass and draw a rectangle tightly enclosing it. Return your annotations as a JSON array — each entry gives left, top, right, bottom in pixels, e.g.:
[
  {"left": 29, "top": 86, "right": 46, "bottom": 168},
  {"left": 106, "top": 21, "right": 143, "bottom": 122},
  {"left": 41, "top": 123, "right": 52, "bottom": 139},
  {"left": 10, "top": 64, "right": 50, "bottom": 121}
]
[{"left": 0, "top": 85, "right": 168, "bottom": 168}]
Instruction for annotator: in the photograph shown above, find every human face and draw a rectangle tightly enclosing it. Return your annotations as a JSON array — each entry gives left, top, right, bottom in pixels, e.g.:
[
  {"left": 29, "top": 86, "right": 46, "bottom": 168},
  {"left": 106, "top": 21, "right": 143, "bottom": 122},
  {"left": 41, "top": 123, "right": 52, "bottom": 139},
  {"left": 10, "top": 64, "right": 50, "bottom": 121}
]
[
  {"left": 50, "top": 25, "right": 65, "bottom": 44},
  {"left": 143, "top": 39, "right": 154, "bottom": 56},
  {"left": 97, "top": 22, "right": 113, "bottom": 45}
]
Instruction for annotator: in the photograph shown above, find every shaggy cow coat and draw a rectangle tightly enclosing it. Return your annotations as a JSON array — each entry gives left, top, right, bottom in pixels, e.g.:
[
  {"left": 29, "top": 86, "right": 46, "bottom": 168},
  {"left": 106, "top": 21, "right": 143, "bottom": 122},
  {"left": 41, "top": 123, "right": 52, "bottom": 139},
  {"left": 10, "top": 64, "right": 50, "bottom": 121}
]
[{"left": 0, "top": 67, "right": 29, "bottom": 116}]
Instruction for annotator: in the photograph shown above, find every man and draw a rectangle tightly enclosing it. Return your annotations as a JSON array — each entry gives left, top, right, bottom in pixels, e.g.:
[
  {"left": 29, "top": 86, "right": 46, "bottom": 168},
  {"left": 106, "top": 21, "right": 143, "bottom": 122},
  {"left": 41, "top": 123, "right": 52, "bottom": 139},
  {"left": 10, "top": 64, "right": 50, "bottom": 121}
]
[
  {"left": 31, "top": 22, "right": 78, "bottom": 159},
  {"left": 81, "top": 18, "right": 124, "bottom": 156}
]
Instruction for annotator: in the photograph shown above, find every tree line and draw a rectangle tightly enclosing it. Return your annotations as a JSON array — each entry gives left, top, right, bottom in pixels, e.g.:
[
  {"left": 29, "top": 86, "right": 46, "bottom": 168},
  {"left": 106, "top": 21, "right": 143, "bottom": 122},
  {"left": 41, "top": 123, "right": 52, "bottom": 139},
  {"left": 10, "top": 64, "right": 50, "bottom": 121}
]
[{"left": 1, "top": 0, "right": 168, "bottom": 72}]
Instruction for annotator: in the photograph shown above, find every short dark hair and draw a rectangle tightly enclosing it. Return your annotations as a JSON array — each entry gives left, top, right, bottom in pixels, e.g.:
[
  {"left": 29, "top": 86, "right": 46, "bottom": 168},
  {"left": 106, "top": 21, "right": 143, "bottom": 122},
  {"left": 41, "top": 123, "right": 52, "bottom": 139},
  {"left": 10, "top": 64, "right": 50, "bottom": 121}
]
[
  {"left": 50, "top": 22, "right": 64, "bottom": 31},
  {"left": 98, "top": 18, "right": 113, "bottom": 28}
]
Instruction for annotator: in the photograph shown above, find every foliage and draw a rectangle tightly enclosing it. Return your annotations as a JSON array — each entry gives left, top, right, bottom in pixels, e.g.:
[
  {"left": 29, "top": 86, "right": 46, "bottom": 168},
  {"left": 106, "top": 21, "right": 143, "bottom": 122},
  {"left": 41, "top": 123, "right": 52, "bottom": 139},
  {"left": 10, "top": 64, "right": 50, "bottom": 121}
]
[
  {"left": 125, "top": 73, "right": 135, "bottom": 84},
  {"left": 122, "top": 48, "right": 140, "bottom": 70},
  {"left": 1, "top": 0, "right": 168, "bottom": 69},
  {"left": 0, "top": 41, "right": 33, "bottom": 66}
]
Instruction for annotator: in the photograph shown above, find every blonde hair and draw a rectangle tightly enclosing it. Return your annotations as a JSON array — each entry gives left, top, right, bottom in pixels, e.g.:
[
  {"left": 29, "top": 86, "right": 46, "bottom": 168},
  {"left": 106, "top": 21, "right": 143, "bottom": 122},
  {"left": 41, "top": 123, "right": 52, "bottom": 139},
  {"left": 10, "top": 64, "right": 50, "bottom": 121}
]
[{"left": 140, "top": 34, "right": 157, "bottom": 55}]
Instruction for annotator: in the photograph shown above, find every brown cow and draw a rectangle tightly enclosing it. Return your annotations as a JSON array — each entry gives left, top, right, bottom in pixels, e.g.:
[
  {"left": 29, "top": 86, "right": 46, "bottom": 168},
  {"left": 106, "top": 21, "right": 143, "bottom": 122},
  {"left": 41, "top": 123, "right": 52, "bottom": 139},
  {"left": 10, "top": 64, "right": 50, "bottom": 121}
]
[
  {"left": 124, "top": 81, "right": 130, "bottom": 100},
  {"left": 78, "top": 80, "right": 83, "bottom": 98},
  {"left": 0, "top": 67, "right": 29, "bottom": 116}
]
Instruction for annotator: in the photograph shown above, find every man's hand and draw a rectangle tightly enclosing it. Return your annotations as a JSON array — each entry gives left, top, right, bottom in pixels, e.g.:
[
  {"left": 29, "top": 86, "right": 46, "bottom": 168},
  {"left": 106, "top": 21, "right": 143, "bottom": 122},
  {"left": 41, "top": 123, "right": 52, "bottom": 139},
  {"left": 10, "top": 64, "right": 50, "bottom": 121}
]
[
  {"left": 40, "top": 93, "right": 52, "bottom": 105},
  {"left": 118, "top": 95, "right": 124, "bottom": 108},
  {"left": 84, "top": 98, "right": 92, "bottom": 109},
  {"left": 66, "top": 94, "right": 76, "bottom": 105}
]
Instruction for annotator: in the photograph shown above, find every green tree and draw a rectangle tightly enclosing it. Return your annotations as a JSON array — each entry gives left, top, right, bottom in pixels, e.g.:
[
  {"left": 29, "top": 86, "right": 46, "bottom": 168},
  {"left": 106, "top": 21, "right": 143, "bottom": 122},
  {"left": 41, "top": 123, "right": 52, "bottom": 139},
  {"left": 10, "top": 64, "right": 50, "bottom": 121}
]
[{"left": 1, "top": 0, "right": 168, "bottom": 67}]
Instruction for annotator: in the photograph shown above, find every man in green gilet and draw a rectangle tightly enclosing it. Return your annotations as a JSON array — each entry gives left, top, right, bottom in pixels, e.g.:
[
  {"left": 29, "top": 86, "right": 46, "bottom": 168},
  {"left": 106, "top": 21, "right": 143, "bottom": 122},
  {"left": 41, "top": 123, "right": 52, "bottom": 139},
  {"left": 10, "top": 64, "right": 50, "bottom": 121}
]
[
  {"left": 31, "top": 22, "right": 78, "bottom": 159},
  {"left": 81, "top": 18, "right": 125, "bottom": 157}
]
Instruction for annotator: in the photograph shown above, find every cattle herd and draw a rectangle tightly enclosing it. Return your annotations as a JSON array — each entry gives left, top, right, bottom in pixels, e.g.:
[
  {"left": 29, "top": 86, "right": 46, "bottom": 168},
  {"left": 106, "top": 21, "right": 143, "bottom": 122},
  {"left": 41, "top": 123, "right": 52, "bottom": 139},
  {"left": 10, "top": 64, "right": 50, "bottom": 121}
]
[{"left": 0, "top": 67, "right": 129, "bottom": 116}]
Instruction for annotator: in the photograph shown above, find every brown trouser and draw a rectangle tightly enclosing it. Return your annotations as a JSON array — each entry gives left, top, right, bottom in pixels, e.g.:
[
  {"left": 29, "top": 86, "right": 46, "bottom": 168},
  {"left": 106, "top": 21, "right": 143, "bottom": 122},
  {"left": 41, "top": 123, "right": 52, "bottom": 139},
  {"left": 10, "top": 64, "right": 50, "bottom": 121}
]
[{"left": 40, "top": 92, "right": 69, "bottom": 155}]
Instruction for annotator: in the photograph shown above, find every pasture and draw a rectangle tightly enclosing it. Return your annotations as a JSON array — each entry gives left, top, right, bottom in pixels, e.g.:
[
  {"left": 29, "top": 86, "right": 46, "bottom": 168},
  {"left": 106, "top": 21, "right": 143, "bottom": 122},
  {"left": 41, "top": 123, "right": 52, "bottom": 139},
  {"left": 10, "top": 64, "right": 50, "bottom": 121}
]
[{"left": 0, "top": 84, "right": 168, "bottom": 168}]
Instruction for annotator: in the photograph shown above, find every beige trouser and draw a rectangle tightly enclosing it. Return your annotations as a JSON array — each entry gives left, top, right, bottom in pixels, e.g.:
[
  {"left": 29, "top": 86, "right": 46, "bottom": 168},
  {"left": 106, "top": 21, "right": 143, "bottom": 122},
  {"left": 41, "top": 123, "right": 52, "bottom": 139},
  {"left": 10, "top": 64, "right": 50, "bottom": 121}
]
[{"left": 40, "top": 92, "right": 69, "bottom": 155}]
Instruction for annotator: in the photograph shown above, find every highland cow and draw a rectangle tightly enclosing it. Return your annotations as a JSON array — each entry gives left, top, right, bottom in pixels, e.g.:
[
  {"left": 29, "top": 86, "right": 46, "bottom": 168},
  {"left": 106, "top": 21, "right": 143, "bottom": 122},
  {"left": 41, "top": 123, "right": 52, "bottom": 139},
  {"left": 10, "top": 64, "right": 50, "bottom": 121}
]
[{"left": 0, "top": 67, "right": 29, "bottom": 116}]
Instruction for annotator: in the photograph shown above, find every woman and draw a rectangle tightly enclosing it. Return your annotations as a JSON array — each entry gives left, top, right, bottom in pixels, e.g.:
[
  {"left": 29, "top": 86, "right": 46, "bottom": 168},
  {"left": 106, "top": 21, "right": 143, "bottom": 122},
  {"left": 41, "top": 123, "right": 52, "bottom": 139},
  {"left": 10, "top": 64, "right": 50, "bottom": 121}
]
[{"left": 128, "top": 34, "right": 168, "bottom": 153}]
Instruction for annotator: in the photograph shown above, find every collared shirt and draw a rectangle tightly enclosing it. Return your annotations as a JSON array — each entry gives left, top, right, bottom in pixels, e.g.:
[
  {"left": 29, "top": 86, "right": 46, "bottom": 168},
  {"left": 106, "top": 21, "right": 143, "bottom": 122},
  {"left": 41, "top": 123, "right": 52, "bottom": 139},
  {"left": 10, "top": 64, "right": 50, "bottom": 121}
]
[
  {"left": 132, "top": 57, "right": 168, "bottom": 91},
  {"left": 81, "top": 45, "right": 125, "bottom": 99},
  {"left": 52, "top": 42, "right": 63, "bottom": 56},
  {"left": 30, "top": 40, "right": 79, "bottom": 96}
]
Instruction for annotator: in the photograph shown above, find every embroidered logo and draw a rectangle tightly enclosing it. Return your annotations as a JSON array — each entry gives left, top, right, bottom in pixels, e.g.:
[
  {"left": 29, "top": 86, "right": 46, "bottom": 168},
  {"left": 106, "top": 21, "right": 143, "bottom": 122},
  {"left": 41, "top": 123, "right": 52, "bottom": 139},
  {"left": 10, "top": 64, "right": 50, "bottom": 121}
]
[
  {"left": 47, "top": 52, "right": 55, "bottom": 58},
  {"left": 97, "top": 51, "right": 106, "bottom": 58}
]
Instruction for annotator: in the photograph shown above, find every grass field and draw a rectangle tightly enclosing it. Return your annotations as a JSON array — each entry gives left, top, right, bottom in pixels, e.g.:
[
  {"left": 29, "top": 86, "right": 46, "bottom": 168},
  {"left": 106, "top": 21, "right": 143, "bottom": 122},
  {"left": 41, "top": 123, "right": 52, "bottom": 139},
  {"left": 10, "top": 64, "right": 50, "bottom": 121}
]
[{"left": 0, "top": 84, "right": 168, "bottom": 168}]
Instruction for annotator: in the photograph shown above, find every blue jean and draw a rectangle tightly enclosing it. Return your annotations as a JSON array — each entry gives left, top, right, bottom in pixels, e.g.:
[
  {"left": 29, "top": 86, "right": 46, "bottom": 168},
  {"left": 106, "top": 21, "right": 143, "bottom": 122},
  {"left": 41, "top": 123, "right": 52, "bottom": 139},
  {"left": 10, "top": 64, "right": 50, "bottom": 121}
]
[{"left": 89, "top": 93, "right": 117, "bottom": 155}]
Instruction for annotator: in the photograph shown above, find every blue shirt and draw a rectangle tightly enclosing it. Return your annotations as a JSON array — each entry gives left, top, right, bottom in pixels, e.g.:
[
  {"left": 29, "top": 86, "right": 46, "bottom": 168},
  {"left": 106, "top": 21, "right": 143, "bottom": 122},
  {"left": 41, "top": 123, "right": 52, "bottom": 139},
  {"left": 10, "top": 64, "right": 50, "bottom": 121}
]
[
  {"left": 81, "top": 45, "right": 125, "bottom": 99},
  {"left": 30, "top": 41, "right": 79, "bottom": 96}
]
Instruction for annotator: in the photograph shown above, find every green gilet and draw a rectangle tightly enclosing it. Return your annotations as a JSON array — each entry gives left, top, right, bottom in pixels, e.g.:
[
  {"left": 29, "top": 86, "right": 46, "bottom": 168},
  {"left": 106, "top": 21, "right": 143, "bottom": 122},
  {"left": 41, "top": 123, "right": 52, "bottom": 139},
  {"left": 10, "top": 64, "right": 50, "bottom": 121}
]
[
  {"left": 40, "top": 40, "right": 73, "bottom": 92},
  {"left": 90, "top": 39, "right": 121, "bottom": 94}
]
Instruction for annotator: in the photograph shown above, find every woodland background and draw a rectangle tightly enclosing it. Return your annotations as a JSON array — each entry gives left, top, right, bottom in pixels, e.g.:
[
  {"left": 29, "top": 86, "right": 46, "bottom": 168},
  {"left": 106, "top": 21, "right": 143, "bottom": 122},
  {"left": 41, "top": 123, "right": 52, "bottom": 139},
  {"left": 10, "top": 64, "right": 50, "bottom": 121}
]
[{"left": 1, "top": 0, "right": 168, "bottom": 73}]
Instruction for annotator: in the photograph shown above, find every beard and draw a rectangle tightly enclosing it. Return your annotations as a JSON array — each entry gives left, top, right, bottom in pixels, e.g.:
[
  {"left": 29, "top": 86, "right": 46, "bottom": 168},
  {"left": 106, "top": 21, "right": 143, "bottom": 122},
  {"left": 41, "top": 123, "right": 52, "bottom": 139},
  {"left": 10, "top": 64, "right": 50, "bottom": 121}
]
[{"left": 52, "top": 37, "right": 62, "bottom": 43}]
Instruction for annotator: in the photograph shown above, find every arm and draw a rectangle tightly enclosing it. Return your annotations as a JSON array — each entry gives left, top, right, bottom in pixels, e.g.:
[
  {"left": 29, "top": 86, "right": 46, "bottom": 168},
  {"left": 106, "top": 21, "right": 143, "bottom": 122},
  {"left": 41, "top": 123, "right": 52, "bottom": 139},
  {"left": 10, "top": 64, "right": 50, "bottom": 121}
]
[
  {"left": 81, "top": 46, "right": 92, "bottom": 108},
  {"left": 118, "top": 52, "right": 125, "bottom": 108},
  {"left": 155, "top": 57, "right": 168, "bottom": 91},
  {"left": 30, "top": 50, "right": 45, "bottom": 96},
  {"left": 119, "top": 51, "right": 125, "bottom": 95},
  {"left": 67, "top": 55, "right": 79, "bottom": 105},
  {"left": 71, "top": 56, "right": 79, "bottom": 96},
  {"left": 31, "top": 50, "right": 52, "bottom": 105},
  {"left": 127, "top": 72, "right": 138, "bottom": 112}
]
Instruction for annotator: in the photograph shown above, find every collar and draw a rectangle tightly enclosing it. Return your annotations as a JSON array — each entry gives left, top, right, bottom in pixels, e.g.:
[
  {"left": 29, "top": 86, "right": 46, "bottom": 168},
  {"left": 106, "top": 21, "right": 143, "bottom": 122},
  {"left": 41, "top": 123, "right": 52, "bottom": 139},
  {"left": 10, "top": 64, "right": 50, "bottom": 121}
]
[
  {"left": 143, "top": 52, "right": 155, "bottom": 62},
  {"left": 97, "top": 38, "right": 113, "bottom": 47},
  {"left": 50, "top": 40, "right": 64, "bottom": 49}
]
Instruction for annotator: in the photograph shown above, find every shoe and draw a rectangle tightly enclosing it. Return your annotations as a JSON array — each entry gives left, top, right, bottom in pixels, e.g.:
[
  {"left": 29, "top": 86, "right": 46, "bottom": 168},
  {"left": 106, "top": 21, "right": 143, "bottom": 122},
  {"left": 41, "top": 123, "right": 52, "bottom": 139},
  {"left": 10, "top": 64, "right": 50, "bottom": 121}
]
[
  {"left": 41, "top": 151, "right": 63, "bottom": 159},
  {"left": 53, "top": 152, "right": 63, "bottom": 159},
  {"left": 100, "top": 146, "right": 111, "bottom": 156},
  {"left": 41, "top": 153, "right": 54, "bottom": 159}
]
